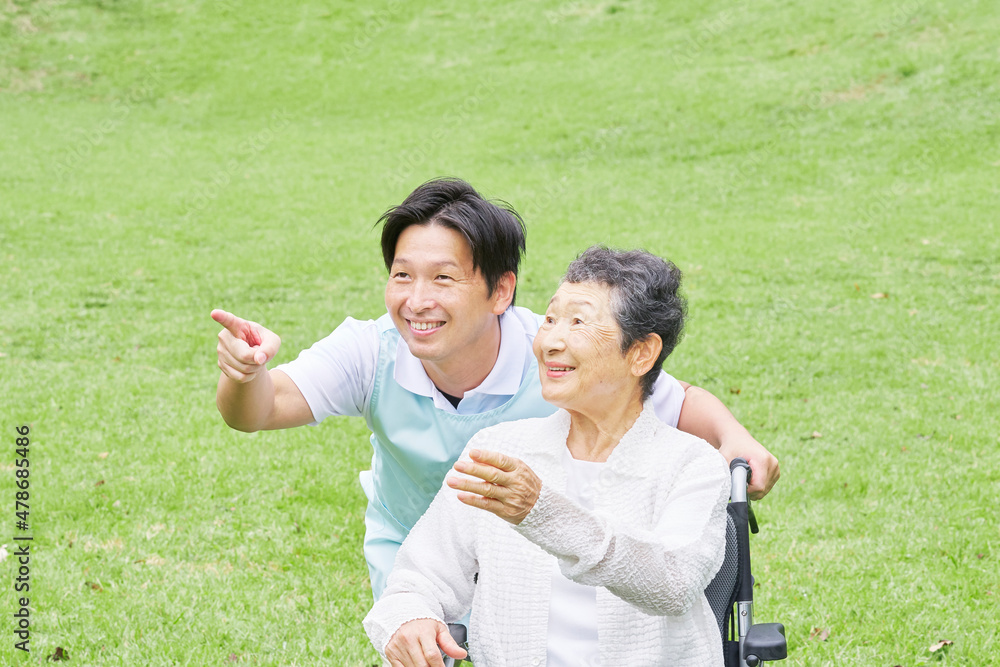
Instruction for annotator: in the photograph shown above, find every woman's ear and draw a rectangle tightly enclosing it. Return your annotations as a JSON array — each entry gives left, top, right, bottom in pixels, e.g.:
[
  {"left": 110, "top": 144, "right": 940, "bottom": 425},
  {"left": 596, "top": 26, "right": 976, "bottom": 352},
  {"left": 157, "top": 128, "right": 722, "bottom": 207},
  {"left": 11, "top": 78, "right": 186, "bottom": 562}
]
[{"left": 628, "top": 333, "right": 663, "bottom": 378}]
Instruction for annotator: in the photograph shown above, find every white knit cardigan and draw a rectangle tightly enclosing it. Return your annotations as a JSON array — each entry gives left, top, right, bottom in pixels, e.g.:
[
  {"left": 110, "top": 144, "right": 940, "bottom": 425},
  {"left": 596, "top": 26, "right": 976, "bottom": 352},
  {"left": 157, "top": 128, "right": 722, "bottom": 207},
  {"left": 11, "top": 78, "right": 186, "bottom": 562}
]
[{"left": 364, "top": 403, "right": 730, "bottom": 666}]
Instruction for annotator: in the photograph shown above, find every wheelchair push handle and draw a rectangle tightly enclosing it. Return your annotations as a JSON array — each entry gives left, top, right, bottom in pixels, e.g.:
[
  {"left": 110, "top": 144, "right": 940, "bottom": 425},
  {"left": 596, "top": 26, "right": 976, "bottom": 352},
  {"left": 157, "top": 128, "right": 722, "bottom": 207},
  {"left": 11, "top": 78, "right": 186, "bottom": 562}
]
[
  {"left": 728, "top": 457, "right": 758, "bottom": 534},
  {"left": 729, "top": 458, "right": 751, "bottom": 502}
]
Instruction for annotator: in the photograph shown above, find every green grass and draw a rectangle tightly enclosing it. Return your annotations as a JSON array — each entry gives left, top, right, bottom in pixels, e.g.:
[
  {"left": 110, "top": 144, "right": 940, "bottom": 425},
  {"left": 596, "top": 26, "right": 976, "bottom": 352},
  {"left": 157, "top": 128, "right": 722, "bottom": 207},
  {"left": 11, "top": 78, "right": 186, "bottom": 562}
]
[{"left": 2, "top": 0, "right": 998, "bottom": 664}]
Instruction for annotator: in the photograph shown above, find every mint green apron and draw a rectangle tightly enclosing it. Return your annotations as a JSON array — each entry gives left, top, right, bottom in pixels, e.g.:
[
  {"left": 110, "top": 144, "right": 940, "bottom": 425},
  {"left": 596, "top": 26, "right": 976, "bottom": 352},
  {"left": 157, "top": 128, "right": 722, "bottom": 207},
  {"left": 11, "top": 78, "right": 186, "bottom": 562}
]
[{"left": 361, "top": 318, "right": 554, "bottom": 599}]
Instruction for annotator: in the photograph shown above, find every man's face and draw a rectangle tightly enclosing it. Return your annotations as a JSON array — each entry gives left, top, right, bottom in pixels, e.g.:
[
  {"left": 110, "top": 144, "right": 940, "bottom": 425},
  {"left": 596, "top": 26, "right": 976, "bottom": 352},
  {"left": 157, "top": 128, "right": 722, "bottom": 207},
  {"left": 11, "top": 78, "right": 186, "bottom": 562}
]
[{"left": 385, "top": 223, "right": 509, "bottom": 370}]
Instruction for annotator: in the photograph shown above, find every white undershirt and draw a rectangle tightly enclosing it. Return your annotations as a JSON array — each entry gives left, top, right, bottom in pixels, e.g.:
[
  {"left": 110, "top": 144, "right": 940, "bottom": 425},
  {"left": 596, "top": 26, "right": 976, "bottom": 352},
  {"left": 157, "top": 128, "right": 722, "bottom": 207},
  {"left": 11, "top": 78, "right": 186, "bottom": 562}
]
[{"left": 546, "top": 450, "right": 605, "bottom": 667}]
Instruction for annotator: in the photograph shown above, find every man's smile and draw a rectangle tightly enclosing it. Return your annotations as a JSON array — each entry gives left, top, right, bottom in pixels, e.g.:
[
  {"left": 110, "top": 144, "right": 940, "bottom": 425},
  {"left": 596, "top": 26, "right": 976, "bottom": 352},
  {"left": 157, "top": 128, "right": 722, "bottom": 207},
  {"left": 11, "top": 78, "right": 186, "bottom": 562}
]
[{"left": 408, "top": 320, "right": 445, "bottom": 333}]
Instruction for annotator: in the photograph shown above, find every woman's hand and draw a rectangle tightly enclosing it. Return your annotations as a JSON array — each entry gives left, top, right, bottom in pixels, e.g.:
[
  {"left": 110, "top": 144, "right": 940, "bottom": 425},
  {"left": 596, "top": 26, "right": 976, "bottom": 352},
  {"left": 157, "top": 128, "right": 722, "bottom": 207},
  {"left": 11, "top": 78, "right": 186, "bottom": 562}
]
[
  {"left": 448, "top": 449, "right": 542, "bottom": 525},
  {"left": 385, "top": 619, "right": 467, "bottom": 667}
]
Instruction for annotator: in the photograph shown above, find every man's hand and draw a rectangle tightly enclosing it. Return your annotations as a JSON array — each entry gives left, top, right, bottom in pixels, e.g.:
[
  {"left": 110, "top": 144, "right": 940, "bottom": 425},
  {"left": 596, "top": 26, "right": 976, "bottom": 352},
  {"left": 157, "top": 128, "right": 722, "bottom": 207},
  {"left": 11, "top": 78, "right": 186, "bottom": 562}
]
[
  {"left": 212, "top": 309, "right": 281, "bottom": 383},
  {"left": 448, "top": 449, "right": 542, "bottom": 525},
  {"left": 384, "top": 619, "right": 467, "bottom": 667},
  {"left": 676, "top": 384, "right": 780, "bottom": 500},
  {"left": 719, "top": 438, "right": 780, "bottom": 500}
]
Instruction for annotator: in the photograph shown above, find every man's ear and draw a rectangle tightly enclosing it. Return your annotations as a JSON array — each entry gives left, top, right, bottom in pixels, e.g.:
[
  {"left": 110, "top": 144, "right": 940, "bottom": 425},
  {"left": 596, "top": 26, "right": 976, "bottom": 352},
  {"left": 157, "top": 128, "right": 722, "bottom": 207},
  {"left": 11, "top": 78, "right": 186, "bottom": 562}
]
[
  {"left": 490, "top": 272, "right": 517, "bottom": 315},
  {"left": 628, "top": 333, "right": 663, "bottom": 378}
]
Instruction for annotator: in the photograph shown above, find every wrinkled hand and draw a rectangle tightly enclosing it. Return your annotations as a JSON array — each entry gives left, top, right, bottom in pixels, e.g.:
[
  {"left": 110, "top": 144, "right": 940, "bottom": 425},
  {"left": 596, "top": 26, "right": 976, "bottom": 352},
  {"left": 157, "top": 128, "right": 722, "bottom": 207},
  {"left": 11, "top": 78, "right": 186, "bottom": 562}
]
[
  {"left": 448, "top": 449, "right": 542, "bottom": 525},
  {"left": 385, "top": 619, "right": 467, "bottom": 667},
  {"left": 721, "top": 439, "right": 780, "bottom": 500},
  {"left": 211, "top": 309, "right": 281, "bottom": 383}
]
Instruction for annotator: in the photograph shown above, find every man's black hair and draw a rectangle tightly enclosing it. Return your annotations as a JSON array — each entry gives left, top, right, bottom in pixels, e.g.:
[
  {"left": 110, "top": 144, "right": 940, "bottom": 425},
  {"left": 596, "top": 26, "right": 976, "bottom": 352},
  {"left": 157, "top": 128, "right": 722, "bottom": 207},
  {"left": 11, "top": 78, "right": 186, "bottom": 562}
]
[{"left": 378, "top": 178, "right": 527, "bottom": 303}]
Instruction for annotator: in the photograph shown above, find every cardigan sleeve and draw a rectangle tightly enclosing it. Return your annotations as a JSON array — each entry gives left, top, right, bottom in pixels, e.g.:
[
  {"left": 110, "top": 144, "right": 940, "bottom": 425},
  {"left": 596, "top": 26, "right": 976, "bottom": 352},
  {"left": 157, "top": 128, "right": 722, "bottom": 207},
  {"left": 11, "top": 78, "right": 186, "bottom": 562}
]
[
  {"left": 362, "top": 451, "right": 481, "bottom": 656},
  {"left": 514, "top": 441, "right": 730, "bottom": 617}
]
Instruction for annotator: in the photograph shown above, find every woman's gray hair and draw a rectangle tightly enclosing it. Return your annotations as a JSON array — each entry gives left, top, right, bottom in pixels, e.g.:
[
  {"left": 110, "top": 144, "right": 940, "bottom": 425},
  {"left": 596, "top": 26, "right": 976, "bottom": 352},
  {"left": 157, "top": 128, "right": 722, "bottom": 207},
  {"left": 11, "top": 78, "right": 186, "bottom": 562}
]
[{"left": 563, "top": 245, "right": 686, "bottom": 401}]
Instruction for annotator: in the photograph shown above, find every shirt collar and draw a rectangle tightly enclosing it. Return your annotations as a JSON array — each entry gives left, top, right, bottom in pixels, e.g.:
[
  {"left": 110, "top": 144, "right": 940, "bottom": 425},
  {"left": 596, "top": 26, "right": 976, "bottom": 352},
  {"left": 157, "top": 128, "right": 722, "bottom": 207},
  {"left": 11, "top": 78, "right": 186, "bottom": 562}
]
[{"left": 393, "top": 309, "right": 529, "bottom": 405}]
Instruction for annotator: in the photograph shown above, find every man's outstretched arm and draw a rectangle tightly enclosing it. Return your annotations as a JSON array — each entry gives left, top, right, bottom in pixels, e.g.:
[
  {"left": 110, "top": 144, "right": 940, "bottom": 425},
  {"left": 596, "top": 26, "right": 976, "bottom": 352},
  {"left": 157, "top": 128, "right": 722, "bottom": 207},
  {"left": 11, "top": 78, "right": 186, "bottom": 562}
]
[
  {"left": 212, "top": 309, "right": 314, "bottom": 432},
  {"left": 676, "top": 382, "right": 780, "bottom": 500}
]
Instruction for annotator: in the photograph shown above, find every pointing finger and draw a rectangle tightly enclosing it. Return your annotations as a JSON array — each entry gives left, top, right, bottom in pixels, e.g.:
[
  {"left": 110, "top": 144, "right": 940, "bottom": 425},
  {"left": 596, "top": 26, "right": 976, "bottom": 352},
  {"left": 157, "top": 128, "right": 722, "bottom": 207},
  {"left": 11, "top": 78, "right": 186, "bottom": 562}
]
[
  {"left": 213, "top": 309, "right": 267, "bottom": 348},
  {"left": 211, "top": 309, "right": 243, "bottom": 336},
  {"left": 212, "top": 308, "right": 260, "bottom": 345}
]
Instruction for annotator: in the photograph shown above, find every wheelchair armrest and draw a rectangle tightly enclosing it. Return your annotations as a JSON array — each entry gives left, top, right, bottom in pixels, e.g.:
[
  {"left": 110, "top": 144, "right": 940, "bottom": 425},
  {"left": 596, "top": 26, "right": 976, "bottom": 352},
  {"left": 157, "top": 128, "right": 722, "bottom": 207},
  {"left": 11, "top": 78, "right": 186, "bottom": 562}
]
[{"left": 743, "top": 622, "right": 787, "bottom": 664}]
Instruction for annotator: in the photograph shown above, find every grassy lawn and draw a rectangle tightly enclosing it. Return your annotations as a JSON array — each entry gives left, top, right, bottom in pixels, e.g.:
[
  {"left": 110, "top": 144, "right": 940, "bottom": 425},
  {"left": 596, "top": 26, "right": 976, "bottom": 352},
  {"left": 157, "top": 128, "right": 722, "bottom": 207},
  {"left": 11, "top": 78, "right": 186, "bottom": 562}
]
[{"left": 2, "top": 0, "right": 998, "bottom": 664}]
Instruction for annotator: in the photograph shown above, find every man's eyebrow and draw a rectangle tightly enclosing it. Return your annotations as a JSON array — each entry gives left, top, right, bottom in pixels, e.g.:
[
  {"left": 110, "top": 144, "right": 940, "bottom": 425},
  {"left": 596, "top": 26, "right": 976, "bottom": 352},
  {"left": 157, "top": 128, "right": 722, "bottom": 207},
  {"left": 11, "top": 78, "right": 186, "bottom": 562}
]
[{"left": 391, "top": 256, "right": 462, "bottom": 270}]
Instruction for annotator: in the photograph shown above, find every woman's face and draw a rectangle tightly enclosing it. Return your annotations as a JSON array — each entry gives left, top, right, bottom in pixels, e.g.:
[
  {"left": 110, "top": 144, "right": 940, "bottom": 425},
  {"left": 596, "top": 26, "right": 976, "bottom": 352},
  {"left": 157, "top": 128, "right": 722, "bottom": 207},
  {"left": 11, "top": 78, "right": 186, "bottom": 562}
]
[{"left": 533, "top": 281, "right": 638, "bottom": 413}]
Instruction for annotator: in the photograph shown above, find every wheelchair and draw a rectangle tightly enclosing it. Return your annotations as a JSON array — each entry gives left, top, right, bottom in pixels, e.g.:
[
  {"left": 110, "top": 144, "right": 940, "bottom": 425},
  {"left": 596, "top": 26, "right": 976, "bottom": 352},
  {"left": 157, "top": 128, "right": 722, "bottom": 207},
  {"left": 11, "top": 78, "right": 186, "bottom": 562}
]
[
  {"left": 444, "top": 457, "right": 786, "bottom": 667},
  {"left": 704, "top": 458, "right": 787, "bottom": 666}
]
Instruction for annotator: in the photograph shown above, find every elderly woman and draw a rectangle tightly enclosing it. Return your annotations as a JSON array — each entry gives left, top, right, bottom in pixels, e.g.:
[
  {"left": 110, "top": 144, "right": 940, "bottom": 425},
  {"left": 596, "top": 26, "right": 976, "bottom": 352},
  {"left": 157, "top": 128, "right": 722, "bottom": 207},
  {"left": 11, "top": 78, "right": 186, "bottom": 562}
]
[{"left": 364, "top": 246, "right": 730, "bottom": 666}]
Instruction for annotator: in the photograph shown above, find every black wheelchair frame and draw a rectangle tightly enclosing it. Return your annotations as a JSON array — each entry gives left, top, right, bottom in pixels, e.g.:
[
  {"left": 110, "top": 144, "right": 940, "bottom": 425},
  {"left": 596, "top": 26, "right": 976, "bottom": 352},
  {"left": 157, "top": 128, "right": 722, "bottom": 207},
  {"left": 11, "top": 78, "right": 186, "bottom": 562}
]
[{"left": 705, "top": 458, "right": 786, "bottom": 667}]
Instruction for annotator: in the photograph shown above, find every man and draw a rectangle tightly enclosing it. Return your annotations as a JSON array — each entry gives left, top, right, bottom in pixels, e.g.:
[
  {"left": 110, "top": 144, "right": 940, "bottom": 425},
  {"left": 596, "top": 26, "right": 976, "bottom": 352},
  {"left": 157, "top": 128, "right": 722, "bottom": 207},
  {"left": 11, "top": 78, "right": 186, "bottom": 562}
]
[{"left": 212, "top": 177, "right": 779, "bottom": 600}]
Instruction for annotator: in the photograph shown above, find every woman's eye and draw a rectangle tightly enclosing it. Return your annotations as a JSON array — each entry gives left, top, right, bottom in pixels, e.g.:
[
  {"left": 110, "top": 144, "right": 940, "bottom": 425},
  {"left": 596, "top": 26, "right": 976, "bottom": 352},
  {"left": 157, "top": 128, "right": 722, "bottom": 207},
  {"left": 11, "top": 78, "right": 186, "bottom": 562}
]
[
  {"left": 393, "top": 272, "right": 409, "bottom": 279},
  {"left": 436, "top": 275, "right": 452, "bottom": 281},
  {"left": 544, "top": 316, "right": 555, "bottom": 324},
  {"left": 572, "top": 318, "right": 583, "bottom": 325}
]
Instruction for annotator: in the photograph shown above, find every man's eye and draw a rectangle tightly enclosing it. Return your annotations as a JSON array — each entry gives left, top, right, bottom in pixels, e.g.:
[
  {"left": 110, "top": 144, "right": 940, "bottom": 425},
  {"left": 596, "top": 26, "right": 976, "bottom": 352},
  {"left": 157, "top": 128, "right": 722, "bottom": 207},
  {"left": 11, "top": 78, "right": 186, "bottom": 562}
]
[
  {"left": 544, "top": 316, "right": 555, "bottom": 324},
  {"left": 393, "top": 272, "right": 410, "bottom": 279},
  {"left": 572, "top": 318, "right": 583, "bottom": 325},
  {"left": 436, "top": 275, "right": 453, "bottom": 281}
]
